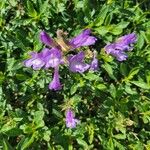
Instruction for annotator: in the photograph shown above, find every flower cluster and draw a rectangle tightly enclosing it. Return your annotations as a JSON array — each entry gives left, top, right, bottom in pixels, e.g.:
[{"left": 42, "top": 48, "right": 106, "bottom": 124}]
[
  {"left": 24, "top": 29, "right": 137, "bottom": 128},
  {"left": 24, "top": 29, "right": 98, "bottom": 91}
]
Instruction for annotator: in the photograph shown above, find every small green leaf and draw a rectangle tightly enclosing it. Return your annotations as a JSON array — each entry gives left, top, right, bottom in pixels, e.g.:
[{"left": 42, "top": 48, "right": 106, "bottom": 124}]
[
  {"left": 83, "top": 72, "right": 100, "bottom": 81},
  {"left": 17, "top": 133, "right": 37, "bottom": 150},
  {"left": 102, "top": 63, "right": 116, "bottom": 80},
  {"left": 130, "top": 81, "right": 150, "bottom": 89},
  {"left": 27, "top": 1, "right": 37, "bottom": 17},
  {"left": 70, "top": 84, "right": 79, "bottom": 95},
  {"left": 77, "top": 138, "right": 89, "bottom": 149},
  {"left": 96, "top": 84, "right": 107, "bottom": 90},
  {"left": 137, "top": 32, "right": 145, "bottom": 49},
  {"left": 125, "top": 67, "right": 140, "bottom": 81},
  {"left": 93, "top": 4, "right": 109, "bottom": 26}
]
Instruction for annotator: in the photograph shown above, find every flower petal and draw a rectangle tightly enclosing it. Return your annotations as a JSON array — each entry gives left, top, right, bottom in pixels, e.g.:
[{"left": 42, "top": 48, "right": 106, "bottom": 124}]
[
  {"left": 49, "top": 66, "right": 62, "bottom": 90},
  {"left": 90, "top": 51, "right": 99, "bottom": 71},
  {"left": 69, "top": 29, "right": 97, "bottom": 48},
  {"left": 40, "top": 31, "right": 56, "bottom": 47},
  {"left": 23, "top": 51, "right": 45, "bottom": 70},
  {"left": 68, "top": 52, "right": 90, "bottom": 73},
  {"left": 45, "top": 48, "right": 63, "bottom": 68}
]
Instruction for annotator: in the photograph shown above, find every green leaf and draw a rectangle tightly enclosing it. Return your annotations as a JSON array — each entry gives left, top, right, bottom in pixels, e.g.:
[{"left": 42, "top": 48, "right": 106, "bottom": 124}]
[
  {"left": 87, "top": 123, "right": 94, "bottom": 144},
  {"left": 70, "top": 84, "right": 79, "bottom": 95},
  {"left": 113, "top": 133, "right": 126, "bottom": 139},
  {"left": 104, "top": 13, "right": 113, "bottom": 25},
  {"left": 17, "top": 133, "right": 37, "bottom": 150},
  {"left": 27, "top": 1, "right": 37, "bottom": 17},
  {"left": 96, "top": 84, "right": 107, "bottom": 90},
  {"left": 120, "top": 63, "right": 128, "bottom": 77},
  {"left": 102, "top": 63, "right": 116, "bottom": 80},
  {"left": 124, "top": 67, "right": 140, "bottom": 82},
  {"left": 137, "top": 32, "right": 145, "bottom": 49},
  {"left": 77, "top": 138, "right": 89, "bottom": 149},
  {"left": 83, "top": 72, "right": 100, "bottom": 81},
  {"left": 130, "top": 81, "right": 150, "bottom": 89},
  {"left": 34, "top": 111, "right": 45, "bottom": 128},
  {"left": 94, "top": 26, "right": 109, "bottom": 36},
  {"left": 108, "top": 25, "right": 123, "bottom": 35},
  {"left": 39, "top": 0, "right": 49, "bottom": 15},
  {"left": 43, "top": 130, "right": 51, "bottom": 142},
  {"left": 109, "top": 84, "right": 116, "bottom": 99},
  {"left": 93, "top": 4, "right": 109, "bottom": 26},
  {"left": 0, "top": 72, "right": 5, "bottom": 84}
]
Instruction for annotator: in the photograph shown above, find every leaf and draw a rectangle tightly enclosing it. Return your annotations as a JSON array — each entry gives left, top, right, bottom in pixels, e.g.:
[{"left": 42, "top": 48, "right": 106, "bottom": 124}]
[
  {"left": 124, "top": 67, "right": 140, "bottom": 81},
  {"left": 130, "top": 81, "right": 150, "bottom": 89},
  {"left": 39, "top": 0, "right": 49, "bottom": 15},
  {"left": 0, "top": 72, "right": 5, "bottom": 84},
  {"left": 43, "top": 130, "right": 51, "bottom": 142},
  {"left": 102, "top": 63, "right": 116, "bottom": 80},
  {"left": 117, "top": 21, "right": 130, "bottom": 28},
  {"left": 16, "top": 74, "right": 29, "bottom": 81},
  {"left": 27, "top": 1, "right": 37, "bottom": 17},
  {"left": 137, "top": 32, "right": 145, "bottom": 49},
  {"left": 105, "top": 13, "right": 113, "bottom": 25},
  {"left": 109, "top": 84, "right": 116, "bottom": 99},
  {"left": 108, "top": 25, "right": 123, "bottom": 35},
  {"left": 93, "top": 4, "right": 109, "bottom": 26},
  {"left": 87, "top": 124, "right": 94, "bottom": 144},
  {"left": 83, "top": 72, "right": 100, "bottom": 81},
  {"left": 34, "top": 111, "right": 45, "bottom": 128},
  {"left": 120, "top": 63, "right": 128, "bottom": 77},
  {"left": 96, "top": 84, "right": 107, "bottom": 90},
  {"left": 77, "top": 138, "right": 89, "bottom": 149},
  {"left": 70, "top": 84, "right": 79, "bottom": 95},
  {"left": 113, "top": 133, "right": 126, "bottom": 139},
  {"left": 108, "top": 22, "right": 129, "bottom": 35},
  {"left": 107, "top": 138, "right": 114, "bottom": 150},
  {"left": 94, "top": 26, "right": 109, "bottom": 36},
  {"left": 17, "top": 133, "right": 37, "bottom": 150}
]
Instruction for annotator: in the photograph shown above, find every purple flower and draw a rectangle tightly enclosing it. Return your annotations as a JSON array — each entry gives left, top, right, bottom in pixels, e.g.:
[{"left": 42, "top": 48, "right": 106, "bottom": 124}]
[
  {"left": 90, "top": 51, "right": 99, "bottom": 71},
  {"left": 49, "top": 66, "right": 62, "bottom": 90},
  {"left": 24, "top": 29, "right": 98, "bottom": 90},
  {"left": 68, "top": 51, "right": 90, "bottom": 73},
  {"left": 105, "top": 33, "right": 137, "bottom": 61},
  {"left": 117, "top": 33, "right": 137, "bottom": 45},
  {"left": 65, "top": 109, "right": 79, "bottom": 128},
  {"left": 24, "top": 48, "right": 50, "bottom": 70},
  {"left": 105, "top": 43, "right": 128, "bottom": 61},
  {"left": 44, "top": 48, "right": 63, "bottom": 69},
  {"left": 40, "top": 31, "right": 57, "bottom": 47},
  {"left": 69, "top": 29, "right": 97, "bottom": 49}
]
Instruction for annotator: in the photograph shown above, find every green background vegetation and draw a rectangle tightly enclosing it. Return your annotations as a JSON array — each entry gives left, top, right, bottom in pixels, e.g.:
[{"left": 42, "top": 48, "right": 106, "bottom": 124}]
[{"left": 0, "top": 0, "right": 150, "bottom": 149}]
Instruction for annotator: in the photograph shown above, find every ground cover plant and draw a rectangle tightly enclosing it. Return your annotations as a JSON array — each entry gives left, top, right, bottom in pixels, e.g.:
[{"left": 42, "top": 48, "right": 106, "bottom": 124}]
[{"left": 0, "top": 0, "right": 150, "bottom": 149}]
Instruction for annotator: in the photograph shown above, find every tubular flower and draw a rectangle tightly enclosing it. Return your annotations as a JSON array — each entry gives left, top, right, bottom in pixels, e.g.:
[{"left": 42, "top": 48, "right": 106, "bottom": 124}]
[
  {"left": 40, "top": 31, "right": 57, "bottom": 47},
  {"left": 104, "top": 33, "right": 137, "bottom": 61},
  {"left": 49, "top": 66, "right": 62, "bottom": 91},
  {"left": 117, "top": 33, "right": 137, "bottom": 45},
  {"left": 65, "top": 109, "right": 79, "bottom": 128}
]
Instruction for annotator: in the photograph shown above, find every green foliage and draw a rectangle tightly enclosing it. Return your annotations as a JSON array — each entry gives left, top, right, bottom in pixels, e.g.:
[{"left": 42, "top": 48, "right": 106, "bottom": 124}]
[{"left": 0, "top": 0, "right": 150, "bottom": 149}]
